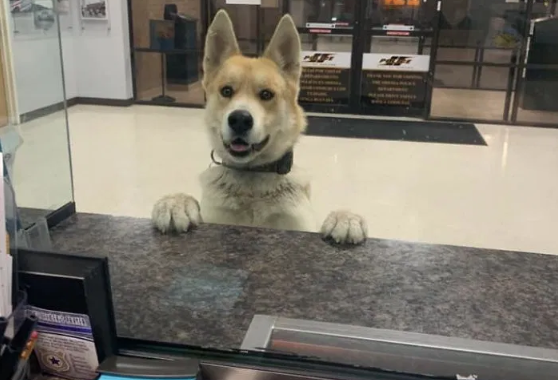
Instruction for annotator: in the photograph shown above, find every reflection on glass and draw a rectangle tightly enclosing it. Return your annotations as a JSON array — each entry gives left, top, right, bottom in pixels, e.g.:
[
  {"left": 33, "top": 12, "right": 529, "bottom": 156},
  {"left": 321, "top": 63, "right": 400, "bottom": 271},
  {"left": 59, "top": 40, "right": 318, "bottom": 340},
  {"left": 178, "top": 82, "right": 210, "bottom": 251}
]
[
  {"left": 6, "top": 2, "right": 73, "bottom": 228},
  {"left": 135, "top": 51, "right": 204, "bottom": 105},
  {"left": 131, "top": 0, "right": 204, "bottom": 105}
]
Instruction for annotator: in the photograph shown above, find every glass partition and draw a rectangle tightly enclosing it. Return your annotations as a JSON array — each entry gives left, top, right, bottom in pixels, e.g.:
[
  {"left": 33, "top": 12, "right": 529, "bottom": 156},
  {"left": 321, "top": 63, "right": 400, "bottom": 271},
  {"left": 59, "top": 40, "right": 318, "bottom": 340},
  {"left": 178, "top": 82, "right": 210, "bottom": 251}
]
[
  {"left": 1, "top": 0, "right": 73, "bottom": 230},
  {"left": 41, "top": 0, "right": 558, "bottom": 379}
]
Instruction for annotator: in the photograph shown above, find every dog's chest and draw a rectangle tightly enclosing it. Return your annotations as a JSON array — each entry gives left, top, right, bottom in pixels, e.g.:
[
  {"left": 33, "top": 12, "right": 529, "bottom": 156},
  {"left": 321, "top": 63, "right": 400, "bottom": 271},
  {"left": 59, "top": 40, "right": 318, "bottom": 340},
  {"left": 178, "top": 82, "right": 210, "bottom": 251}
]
[{"left": 199, "top": 167, "right": 311, "bottom": 226}]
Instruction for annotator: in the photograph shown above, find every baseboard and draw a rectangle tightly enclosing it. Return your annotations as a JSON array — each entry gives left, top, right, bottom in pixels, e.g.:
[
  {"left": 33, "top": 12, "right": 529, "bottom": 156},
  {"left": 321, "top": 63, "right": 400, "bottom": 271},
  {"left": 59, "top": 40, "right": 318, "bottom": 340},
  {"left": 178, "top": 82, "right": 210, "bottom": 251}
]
[
  {"left": 67, "top": 97, "right": 79, "bottom": 107},
  {"left": 20, "top": 101, "right": 67, "bottom": 123},
  {"left": 20, "top": 97, "right": 133, "bottom": 122},
  {"left": 76, "top": 97, "right": 134, "bottom": 107}
]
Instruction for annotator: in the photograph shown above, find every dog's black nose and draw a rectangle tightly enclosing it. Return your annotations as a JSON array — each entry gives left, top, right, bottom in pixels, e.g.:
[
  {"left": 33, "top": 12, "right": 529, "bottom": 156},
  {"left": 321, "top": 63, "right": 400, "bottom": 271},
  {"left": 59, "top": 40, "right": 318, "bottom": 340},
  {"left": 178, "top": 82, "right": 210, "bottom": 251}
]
[{"left": 228, "top": 110, "right": 253, "bottom": 134}]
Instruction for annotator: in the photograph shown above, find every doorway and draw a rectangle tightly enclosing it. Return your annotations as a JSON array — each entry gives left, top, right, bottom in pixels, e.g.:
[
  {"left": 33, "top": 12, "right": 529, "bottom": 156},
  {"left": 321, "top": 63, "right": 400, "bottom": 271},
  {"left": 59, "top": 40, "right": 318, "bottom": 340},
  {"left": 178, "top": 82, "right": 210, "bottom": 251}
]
[{"left": 206, "top": 0, "right": 442, "bottom": 118}]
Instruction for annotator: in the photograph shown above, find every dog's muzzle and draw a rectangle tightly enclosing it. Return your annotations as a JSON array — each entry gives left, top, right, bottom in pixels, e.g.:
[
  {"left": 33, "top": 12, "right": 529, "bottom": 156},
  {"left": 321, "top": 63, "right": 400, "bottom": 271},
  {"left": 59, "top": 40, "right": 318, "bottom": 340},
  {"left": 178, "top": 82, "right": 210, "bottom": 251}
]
[{"left": 224, "top": 135, "right": 270, "bottom": 158}]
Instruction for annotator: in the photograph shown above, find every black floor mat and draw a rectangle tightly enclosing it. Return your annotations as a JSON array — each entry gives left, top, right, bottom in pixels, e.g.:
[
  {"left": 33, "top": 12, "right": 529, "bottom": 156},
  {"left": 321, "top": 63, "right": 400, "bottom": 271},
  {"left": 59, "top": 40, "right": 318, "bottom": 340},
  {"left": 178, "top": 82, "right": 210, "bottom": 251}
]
[{"left": 305, "top": 116, "right": 487, "bottom": 146}]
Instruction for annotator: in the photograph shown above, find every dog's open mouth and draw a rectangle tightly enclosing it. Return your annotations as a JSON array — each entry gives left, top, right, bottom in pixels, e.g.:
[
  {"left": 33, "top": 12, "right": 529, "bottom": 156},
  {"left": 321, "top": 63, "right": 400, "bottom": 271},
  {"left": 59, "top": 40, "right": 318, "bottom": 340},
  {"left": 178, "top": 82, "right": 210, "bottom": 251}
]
[{"left": 225, "top": 136, "right": 270, "bottom": 158}]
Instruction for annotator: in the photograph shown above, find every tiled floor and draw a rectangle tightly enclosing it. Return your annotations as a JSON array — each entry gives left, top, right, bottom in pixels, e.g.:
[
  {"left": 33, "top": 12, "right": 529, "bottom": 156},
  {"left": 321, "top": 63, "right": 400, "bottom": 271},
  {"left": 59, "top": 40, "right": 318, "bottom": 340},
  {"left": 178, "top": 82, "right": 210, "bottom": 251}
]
[{"left": 9, "top": 104, "right": 558, "bottom": 255}]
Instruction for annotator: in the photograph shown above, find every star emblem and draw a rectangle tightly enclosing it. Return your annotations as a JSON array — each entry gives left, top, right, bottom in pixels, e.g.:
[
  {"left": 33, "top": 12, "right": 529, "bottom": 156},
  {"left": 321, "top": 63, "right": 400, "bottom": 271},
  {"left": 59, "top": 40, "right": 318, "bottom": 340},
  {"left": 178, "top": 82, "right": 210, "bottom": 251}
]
[
  {"left": 48, "top": 356, "right": 60, "bottom": 365},
  {"left": 48, "top": 356, "right": 62, "bottom": 367}
]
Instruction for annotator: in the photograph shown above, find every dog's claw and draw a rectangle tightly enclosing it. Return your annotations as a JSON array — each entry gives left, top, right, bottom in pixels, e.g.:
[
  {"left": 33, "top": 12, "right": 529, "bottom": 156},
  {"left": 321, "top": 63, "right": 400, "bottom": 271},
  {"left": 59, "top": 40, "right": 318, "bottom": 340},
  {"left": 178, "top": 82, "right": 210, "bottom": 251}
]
[
  {"left": 152, "top": 193, "right": 202, "bottom": 233},
  {"left": 321, "top": 211, "right": 368, "bottom": 245}
]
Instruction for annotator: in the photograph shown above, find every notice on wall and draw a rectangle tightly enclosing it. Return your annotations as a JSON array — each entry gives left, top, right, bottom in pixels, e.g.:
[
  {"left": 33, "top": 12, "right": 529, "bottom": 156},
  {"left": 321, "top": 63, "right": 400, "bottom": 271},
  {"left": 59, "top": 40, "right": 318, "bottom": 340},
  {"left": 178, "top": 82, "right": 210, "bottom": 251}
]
[
  {"left": 361, "top": 54, "right": 430, "bottom": 108},
  {"left": 299, "top": 51, "right": 351, "bottom": 105}
]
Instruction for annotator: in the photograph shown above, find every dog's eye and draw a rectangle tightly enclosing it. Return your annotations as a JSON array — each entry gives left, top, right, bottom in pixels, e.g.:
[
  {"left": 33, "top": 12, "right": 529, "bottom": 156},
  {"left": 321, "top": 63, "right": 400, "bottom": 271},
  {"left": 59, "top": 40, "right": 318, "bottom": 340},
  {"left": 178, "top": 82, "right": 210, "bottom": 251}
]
[
  {"left": 259, "top": 89, "right": 274, "bottom": 101},
  {"left": 220, "top": 86, "right": 234, "bottom": 98}
]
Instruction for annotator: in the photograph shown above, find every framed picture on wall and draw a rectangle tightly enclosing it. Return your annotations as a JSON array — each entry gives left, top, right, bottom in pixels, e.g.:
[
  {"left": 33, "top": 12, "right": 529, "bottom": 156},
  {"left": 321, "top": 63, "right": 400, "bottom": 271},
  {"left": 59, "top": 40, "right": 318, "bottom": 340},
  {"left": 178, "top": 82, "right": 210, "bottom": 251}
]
[{"left": 80, "top": 0, "right": 109, "bottom": 21}]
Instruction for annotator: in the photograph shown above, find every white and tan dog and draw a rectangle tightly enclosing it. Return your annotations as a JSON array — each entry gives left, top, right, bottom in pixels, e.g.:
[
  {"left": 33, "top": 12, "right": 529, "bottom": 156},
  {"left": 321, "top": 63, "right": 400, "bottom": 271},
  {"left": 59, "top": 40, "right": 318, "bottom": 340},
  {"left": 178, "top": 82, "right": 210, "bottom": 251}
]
[{"left": 152, "top": 10, "right": 367, "bottom": 244}]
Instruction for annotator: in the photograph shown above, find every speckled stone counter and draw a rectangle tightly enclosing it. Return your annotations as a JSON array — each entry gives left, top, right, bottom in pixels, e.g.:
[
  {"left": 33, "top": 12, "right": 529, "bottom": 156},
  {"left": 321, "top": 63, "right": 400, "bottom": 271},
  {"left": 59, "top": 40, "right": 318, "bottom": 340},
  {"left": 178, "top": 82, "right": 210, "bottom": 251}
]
[{"left": 50, "top": 213, "right": 558, "bottom": 350}]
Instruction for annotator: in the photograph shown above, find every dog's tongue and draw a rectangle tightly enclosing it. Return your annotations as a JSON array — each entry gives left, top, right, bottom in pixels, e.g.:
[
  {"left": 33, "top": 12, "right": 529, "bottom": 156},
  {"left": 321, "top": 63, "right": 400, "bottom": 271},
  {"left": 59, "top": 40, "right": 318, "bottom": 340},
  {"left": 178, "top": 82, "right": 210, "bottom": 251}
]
[{"left": 230, "top": 143, "right": 250, "bottom": 152}]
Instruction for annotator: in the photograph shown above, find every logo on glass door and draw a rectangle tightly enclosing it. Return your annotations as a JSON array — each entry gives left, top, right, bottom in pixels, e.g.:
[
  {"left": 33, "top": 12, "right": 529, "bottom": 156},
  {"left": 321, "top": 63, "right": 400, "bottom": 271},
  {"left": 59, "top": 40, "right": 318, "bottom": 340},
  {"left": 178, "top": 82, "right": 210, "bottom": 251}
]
[
  {"left": 303, "top": 53, "right": 335, "bottom": 64},
  {"left": 379, "top": 56, "right": 413, "bottom": 66}
]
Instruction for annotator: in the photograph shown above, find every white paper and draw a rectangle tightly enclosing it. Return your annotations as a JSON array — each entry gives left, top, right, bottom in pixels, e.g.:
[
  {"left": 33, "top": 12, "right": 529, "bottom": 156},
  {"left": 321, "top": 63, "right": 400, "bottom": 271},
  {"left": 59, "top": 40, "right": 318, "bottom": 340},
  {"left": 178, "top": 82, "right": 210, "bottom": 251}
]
[
  {"left": 0, "top": 254, "right": 12, "bottom": 318},
  {"left": 30, "top": 306, "right": 100, "bottom": 380},
  {"left": 301, "top": 51, "right": 352, "bottom": 69},
  {"left": 226, "top": 0, "right": 261, "bottom": 4},
  {"left": 362, "top": 53, "right": 430, "bottom": 72}
]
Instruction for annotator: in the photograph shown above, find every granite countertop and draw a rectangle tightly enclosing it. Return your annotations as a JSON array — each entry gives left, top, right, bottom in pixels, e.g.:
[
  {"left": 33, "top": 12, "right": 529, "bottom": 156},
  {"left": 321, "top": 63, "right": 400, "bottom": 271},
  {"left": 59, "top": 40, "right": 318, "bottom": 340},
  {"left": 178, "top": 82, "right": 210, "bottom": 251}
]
[{"left": 50, "top": 213, "right": 558, "bottom": 350}]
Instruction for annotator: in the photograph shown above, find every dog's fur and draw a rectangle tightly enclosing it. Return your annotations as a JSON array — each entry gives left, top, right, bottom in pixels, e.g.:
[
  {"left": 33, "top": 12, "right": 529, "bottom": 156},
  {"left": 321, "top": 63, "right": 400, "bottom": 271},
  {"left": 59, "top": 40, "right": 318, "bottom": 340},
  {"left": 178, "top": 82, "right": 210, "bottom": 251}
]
[{"left": 152, "top": 11, "right": 367, "bottom": 244}]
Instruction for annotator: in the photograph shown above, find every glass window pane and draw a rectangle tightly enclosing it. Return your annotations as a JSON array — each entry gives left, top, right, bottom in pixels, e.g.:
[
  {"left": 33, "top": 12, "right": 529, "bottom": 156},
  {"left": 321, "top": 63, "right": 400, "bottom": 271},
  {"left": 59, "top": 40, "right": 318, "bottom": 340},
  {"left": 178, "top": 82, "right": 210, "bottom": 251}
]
[
  {"left": 436, "top": 47, "right": 476, "bottom": 62},
  {"left": 51, "top": 0, "right": 558, "bottom": 376},
  {"left": 8, "top": 2, "right": 73, "bottom": 226},
  {"left": 434, "top": 64, "right": 474, "bottom": 87},
  {"left": 477, "top": 66, "right": 513, "bottom": 90},
  {"left": 301, "top": 35, "right": 353, "bottom": 52},
  {"left": 134, "top": 51, "right": 204, "bottom": 105},
  {"left": 370, "top": 36, "right": 420, "bottom": 54},
  {"left": 431, "top": 88, "right": 505, "bottom": 120}
]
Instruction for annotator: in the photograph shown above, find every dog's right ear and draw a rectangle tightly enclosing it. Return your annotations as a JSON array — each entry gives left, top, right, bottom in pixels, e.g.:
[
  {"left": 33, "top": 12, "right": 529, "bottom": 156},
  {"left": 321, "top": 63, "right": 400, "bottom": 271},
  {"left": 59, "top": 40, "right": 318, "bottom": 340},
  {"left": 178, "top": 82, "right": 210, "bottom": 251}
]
[{"left": 203, "top": 10, "right": 240, "bottom": 87}]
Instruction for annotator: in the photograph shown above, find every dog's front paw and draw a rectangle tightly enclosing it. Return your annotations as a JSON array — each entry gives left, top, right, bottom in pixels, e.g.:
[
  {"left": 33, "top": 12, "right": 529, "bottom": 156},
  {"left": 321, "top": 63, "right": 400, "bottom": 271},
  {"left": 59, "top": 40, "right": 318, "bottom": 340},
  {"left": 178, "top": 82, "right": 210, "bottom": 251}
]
[
  {"left": 321, "top": 211, "right": 368, "bottom": 245},
  {"left": 152, "top": 193, "right": 202, "bottom": 233}
]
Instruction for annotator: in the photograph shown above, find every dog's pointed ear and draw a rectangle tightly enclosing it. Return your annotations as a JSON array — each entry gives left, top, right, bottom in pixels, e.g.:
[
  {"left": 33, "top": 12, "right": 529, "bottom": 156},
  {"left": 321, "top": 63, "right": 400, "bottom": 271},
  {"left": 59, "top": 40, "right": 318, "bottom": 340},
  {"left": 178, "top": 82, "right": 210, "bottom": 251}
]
[
  {"left": 203, "top": 10, "right": 240, "bottom": 85},
  {"left": 263, "top": 15, "right": 301, "bottom": 82}
]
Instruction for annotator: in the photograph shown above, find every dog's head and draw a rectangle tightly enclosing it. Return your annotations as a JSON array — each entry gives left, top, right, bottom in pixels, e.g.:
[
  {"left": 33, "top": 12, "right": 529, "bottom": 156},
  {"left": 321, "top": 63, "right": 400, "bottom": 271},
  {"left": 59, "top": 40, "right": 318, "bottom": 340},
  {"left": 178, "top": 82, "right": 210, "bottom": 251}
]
[{"left": 202, "top": 10, "right": 306, "bottom": 167}]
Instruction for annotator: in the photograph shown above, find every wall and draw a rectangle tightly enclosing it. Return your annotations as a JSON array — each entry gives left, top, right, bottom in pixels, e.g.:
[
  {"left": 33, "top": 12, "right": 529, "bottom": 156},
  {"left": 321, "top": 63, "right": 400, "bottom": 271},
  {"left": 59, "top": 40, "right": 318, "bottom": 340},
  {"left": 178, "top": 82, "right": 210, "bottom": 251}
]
[
  {"left": 10, "top": 34, "right": 66, "bottom": 115},
  {"left": 9, "top": 0, "right": 133, "bottom": 117},
  {"left": 75, "top": 0, "right": 133, "bottom": 100}
]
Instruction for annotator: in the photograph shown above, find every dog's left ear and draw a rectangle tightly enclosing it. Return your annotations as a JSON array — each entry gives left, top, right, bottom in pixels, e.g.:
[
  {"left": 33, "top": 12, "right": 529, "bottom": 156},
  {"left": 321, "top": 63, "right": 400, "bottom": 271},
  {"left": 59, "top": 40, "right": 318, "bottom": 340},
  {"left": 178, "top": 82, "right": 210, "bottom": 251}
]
[{"left": 263, "top": 15, "right": 301, "bottom": 82}]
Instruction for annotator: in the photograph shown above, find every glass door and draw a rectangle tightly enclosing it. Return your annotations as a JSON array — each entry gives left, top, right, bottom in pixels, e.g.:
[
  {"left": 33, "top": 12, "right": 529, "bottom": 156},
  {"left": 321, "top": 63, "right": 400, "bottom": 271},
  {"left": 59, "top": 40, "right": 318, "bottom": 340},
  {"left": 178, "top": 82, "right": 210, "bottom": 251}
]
[
  {"left": 360, "top": 0, "right": 440, "bottom": 117},
  {"left": 287, "top": 0, "right": 358, "bottom": 113},
  {"left": 287, "top": 0, "right": 441, "bottom": 117},
  {"left": 205, "top": 0, "right": 441, "bottom": 117}
]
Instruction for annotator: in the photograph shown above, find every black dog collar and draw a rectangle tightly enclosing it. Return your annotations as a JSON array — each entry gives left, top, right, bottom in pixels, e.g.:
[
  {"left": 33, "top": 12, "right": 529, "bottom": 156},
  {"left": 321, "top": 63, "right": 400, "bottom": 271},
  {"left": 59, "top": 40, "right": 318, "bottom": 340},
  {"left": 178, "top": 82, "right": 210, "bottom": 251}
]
[{"left": 210, "top": 150, "right": 293, "bottom": 175}]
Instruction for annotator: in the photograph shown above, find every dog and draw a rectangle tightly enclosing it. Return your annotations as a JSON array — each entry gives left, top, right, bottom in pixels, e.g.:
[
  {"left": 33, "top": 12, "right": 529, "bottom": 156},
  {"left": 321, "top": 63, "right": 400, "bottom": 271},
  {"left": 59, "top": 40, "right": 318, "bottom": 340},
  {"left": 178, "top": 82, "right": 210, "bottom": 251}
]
[{"left": 151, "top": 10, "right": 367, "bottom": 245}]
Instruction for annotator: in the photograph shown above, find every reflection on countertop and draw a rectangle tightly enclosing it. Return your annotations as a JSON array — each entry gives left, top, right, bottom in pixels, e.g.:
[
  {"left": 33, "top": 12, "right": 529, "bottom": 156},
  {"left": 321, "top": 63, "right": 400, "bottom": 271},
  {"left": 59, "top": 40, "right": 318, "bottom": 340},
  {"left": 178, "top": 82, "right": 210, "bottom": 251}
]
[{"left": 50, "top": 213, "right": 558, "bottom": 350}]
